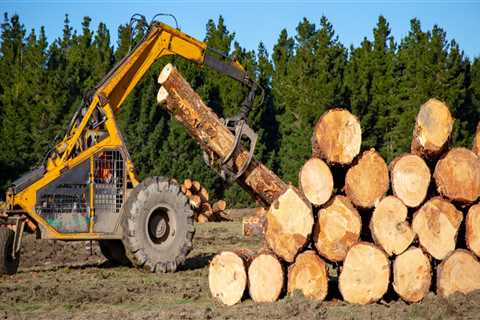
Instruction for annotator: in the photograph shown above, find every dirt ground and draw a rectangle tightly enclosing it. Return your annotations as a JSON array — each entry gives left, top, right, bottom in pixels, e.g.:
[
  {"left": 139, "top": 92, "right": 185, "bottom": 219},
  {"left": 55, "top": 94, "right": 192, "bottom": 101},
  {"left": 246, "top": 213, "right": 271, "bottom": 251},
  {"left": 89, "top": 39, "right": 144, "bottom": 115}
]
[{"left": 1, "top": 221, "right": 479, "bottom": 320}]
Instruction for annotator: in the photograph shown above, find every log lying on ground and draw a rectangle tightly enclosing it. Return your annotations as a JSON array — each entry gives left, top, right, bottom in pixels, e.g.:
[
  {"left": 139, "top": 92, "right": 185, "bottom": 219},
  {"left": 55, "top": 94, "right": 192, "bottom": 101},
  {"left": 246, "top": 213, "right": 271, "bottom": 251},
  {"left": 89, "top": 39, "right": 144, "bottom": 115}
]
[
  {"left": 412, "top": 197, "right": 463, "bottom": 260},
  {"left": 344, "top": 149, "right": 389, "bottom": 209},
  {"left": 311, "top": 108, "right": 362, "bottom": 165},
  {"left": 157, "top": 64, "right": 287, "bottom": 205},
  {"left": 411, "top": 98, "right": 454, "bottom": 159},
  {"left": 339, "top": 242, "right": 390, "bottom": 304},
  {"left": 242, "top": 214, "right": 265, "bottom": 237},
  {"left": 434, "top": 148, "right": 480, "bottom": 203},
  {"left": 248, "top": 252, "right": 284, "bottom": 303},
  {"left": 209, "top": 249, "right": 253, "bottom": 306},
  {"left": 369, "top": 196, "right": 414, "bottom": 256},
  {"left": 466, "top": 204, "right": 480, "bottom": 257},
  {"left": 390, "top": 154, "right": 431, "bottom": 208},
  {"left": 312, "top": 195, "right": 361, "bottom": 262},
  {"left": 287, "top": 250, "right": 329, "bottom": 301},
  {"left": 265, "top": 187, "right": 314, "bottom": 262},
  {"left": 299, "top": 158, "right": 334, "bottom": 206},
  {"left": 473, "top": 122, "right": 480, "bottom": 156},
  {"left": 393, "top": 247, "right": 431, "bottom": 303},
  {"left": 437, "top": 249, "right": 480, "bottom": 298}
]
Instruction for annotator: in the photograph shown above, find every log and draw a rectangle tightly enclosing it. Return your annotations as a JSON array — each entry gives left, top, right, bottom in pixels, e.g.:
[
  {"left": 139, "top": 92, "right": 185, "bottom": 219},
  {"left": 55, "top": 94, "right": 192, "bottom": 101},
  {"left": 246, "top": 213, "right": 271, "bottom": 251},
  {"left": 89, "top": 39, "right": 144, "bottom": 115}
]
[
  {"left": 312, "top": 195, "right": 361, "bottom": 262},
  {"left": 339, "top": 242, "right": 390, "bottom": 305},
  {"left": 299, "top": 158, "right": 334, "bottom": 206},
  {"left": 393, "top": 247, "right": 431, "bottom": 303},
  {"left": 157, "top": 64, "right": 287, "bottom": 206},
  {"left": 189, "top": 195, "right": 202, "bottom": 209},
  {"left": 437, "top": 249, "right": 480, "bottom": 298},
  {"left": 287, "top": 250, "right": 329, "bottom": 301},
  {"left": 248, "top": 252, "right": 284, "bottom": 303},
  {"left": 411, "top": 98, "right": 454, "bottom": 159},
  {"left": 344, "top": 149, "right": 389, "bottom": 209},
  {"left": 200, "top": 202, "right": 213, "bottom": 217},
  {"left": 192, "top": 180, "right": 201, "bottom": 192},
  {"left": 212, "top": 200, "right": 227, "bottom": 213},
  {"left": 369, "top": 196, "right": 414, "bottom": 256},
  {"left": 183, "top": 178, "right": 192, "bottom": 190},
  {"left": 412, "top": 197, "right": 463, "bottom": 260},
  {"left": 208, "top": 249, "right": 253, "bottom": 306},
  {"left": 197, "top": 213, "right": 209, "bottom": 224},
  {"left": 199, "top": 187, "right": 209, "bottom": 202},
  {"left": 242, "top": 214, "right": 265, "bottom": 237},
  {"left": 265, "top": 186, "right": 314, "bottom": 262},
  {"left": 390, "top": 154, "right": 431, "bottom": 208},
  {"left": 466, "top": 204, "right": 480, "bottom": 257},
  {"left": 473, "top": 122, "right": 480, "bottom": 156},
  {"left": 181, "top": 184, "right": 188, "bottom": 194},
  {"left": 434, "top": 148, "right": 480, "bottom": 203},
  {"left": 311, "top": 108, "right": 362, "bottom": 165}
]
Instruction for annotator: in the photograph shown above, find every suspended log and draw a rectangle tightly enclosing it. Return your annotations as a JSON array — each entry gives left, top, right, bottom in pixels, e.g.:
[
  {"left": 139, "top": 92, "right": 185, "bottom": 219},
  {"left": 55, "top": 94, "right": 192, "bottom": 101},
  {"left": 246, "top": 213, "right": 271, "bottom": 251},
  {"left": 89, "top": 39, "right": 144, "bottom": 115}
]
[
  {"left": 466, "top": 204, "right": 480, "bottom": 257},
  {"left": 369, "top": 196, "right": 414, "bottom": 256},
  {"left": 157, "top": 64, "right": 287, "bottom": 206},
  {"left": 412, "top": 197, "right": 463, "bottom": 260},
  {"left": 312, "top": 195, "right": 361, "bottom": 262},
  {"left": 208, "top": 249, "right": 253, "bottom": 306},
  {"left": 434, "top": 148, "right": 480, "bottom": 203},
  {"left": 265, "top": 187, "right": 314, "bottom": 262},
  {"left": 339, "top": 242, "right": 390, "bottom": 305},
  {"left": 473, "top": 122, "right": 480, "bottom": 156},
  {"left": 437, "top": 249, "right": 480, "bottom": 298},
  {"left": 390, "top": 154, "right": 431, "bottom": 208},
  {"left": 411, "top": 98, "right": 454, "bottom": 159},
  {"left": 299, "top": 158, "right": 334, "bottom": 206},
  {"left": 393, "top": 247, "right": 431, "bottom": 303},
  {"left": 344, "top": 149, "right": 389, "bottom": 209},
  {"left": 212, "top": 200, "right": 227, "bottom": 213},
  {"left": 311, "top": 108, "right": 362, "bottom": 165},
  {"left": 248, "top": 252, "right": 284, "bottom": 303},
  {"left": 287, "top": 250, "right": 329, "bottom": 301}
]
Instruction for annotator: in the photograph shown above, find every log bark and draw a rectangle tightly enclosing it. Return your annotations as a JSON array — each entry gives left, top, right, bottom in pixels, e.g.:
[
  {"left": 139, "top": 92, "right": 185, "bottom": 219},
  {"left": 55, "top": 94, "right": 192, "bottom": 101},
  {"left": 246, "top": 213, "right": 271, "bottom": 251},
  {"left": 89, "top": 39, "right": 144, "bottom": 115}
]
[
  {"left": 437, "top": 249, "right": 480, "bottom": 298},
  {"left": 242, "top": 214, "right": 265, "bottom": 237},
  {"left": 411, "top": 98, "right": 454, "bottom": 159},
  {"left": 466, "top": 204, "right": 480, "bottom": 257},
  {"left": 311, "top": 108, "right": 362, "bottom": 165},
  {"left": 473, "top": 122, "right": 480, "bottom": 156},
  {"left": 344, "top": 149, "right": 389, "bottom": 209},
  {"left": 248, "top": 252, "right": 284, "bottom": 303},
  {"left": 390, "top": 154, "right": 431, "bottom": 208},
  {"left": 339, "top": 242, "right": 390, "bottom": 305},
  {"left": 369, "top": 196, "right": 414, "bottom": 256},
  {"left": 434, "top": 148, "right": 480, "bottom": 203},
  {"left": 265, "top": 186, "right": 314, "bottom": 262},
  {"left": 208, "top": 249, "right": 253, "bottom": 306},
  {"left": 312, "top": 195, "right": 361, "bottom": 262},
  {"left": 393, "top": 247, "right": 431, "bottom": 303},
  {"left": 299, "top": 157, "right": 334, "bottom": 206},
  {"left": 287, "top": 250, "right": 329, "bottom": 301},
  {"left": 412, "top": 197, "right": 463, "bottom": 260},
  {"left": 157, "top": 64, "right": 287, "bottom": 206}
]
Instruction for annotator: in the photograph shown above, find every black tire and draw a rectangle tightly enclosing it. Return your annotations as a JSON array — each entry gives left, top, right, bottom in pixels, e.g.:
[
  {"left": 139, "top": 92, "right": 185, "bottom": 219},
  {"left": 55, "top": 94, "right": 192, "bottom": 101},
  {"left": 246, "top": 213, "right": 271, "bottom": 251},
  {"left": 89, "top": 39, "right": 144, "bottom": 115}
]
[
  {"left": 99, "top": 240, "right": 131, "bottom": 266},
  {"left": 122, "top": 177, "right": 194, "bottom": 272},
  {"left": 0, "top": 227, "right": 20, "bottom": 275}
]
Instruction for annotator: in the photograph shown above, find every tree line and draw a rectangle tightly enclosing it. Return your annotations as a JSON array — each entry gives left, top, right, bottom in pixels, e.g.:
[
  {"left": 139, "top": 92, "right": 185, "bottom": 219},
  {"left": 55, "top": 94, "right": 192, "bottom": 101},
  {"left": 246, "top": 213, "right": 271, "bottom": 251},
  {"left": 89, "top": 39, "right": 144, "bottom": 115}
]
[{"left": 0, "top": 13, "right": 479, "bottom": 207}]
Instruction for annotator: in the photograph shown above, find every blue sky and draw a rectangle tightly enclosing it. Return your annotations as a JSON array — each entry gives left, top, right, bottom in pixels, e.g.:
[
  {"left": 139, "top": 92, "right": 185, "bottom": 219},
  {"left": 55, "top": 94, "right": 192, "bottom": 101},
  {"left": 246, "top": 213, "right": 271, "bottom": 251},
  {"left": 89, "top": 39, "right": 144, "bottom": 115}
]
[{"left": 2, "top": 1, "right": 480, "bottom": 58}]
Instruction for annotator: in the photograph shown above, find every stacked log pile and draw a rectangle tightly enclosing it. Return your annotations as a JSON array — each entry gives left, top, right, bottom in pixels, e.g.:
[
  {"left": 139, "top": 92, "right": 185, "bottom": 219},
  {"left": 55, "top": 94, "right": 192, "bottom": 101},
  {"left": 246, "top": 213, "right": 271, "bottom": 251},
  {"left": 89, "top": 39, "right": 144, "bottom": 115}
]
[
  {"left": 180, "top": 178, "right": 229, "bottom": 223},
  {"left": 154, "top": 65, "right": 480, "bottom": 306}
]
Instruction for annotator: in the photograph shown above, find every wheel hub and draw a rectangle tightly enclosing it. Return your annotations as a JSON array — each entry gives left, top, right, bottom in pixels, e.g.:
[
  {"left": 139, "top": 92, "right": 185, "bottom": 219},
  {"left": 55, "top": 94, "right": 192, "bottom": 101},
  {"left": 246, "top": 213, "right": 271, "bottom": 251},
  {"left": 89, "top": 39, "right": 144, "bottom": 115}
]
[
  {"left": 155, "top": 217, "right": 167, "bottom": 239},
  {"left": 147, "top": 207, "right": 172, "bottom": 245}
]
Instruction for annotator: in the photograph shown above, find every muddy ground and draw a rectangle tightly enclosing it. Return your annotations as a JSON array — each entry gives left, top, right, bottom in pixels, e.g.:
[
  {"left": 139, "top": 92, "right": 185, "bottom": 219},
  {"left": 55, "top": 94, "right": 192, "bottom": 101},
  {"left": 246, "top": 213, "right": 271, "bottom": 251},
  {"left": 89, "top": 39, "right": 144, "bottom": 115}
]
[{"left": 1, "top": 221, "right": 479, "bottom": 319}]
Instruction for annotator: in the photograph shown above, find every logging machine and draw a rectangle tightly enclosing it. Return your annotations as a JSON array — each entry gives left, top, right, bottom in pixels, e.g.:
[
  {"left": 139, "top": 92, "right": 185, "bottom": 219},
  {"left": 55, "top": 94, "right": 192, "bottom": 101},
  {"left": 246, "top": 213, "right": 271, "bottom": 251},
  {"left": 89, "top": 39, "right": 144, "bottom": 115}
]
[{"left": 0, "top": 14, "right": 262, "bottom": 274}]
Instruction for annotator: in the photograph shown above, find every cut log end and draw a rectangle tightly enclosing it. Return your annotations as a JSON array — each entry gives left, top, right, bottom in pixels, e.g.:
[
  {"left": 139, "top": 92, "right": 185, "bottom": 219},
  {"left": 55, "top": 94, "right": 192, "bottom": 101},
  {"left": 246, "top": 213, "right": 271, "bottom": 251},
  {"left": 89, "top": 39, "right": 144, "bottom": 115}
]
[
  {"left": 339, "top": 242, "right": 390, "bottom": 305},
  {"left": 287, "top": 250, "right": 329, "bottom": 301},
  {"left": 208, "top": 250, "right": 252, "bottom": 306},
  {"left": 299, "top": 158, "right": 334, "bottom": 206},
  {"left": 158, "top": 63, "right": 174, "bottom": 84},
  {"left": 345, "top": 149, "right": 389, "bottom": 209},
  {"left": 434, "top": 148, "right": 480, "bottom": 203},
  {"left": 311, "top": 108, "right": 362, "bottom": 165},
  {"left": 393, "top": 247, "right": 431, "bottom": 303},
  {"left": 466, "top": 204, "right": 480, "bottom": 257},
  {"left": 313, "top": 195, "right": 361, "bottom": 262},
  {"left": 390, "top": 154, "right": 431, "bottom": 208},
  {"left": 265, "top": 187, "right": 314, "bottom": 262},
  {"left": 411, "top": 98, "right": 454, "bottom": 159},
  {"left": 412, "top": 197, "right": 463, "bottom": 260},
  {"left": 248, "top": 253, "right": 284, "bottom": 303},
  {"left": 370, "top": 196, "right": 414, "bottom": 256},
  {"left": 437, "top": 250, "right": 480, "bottom": 298}
]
